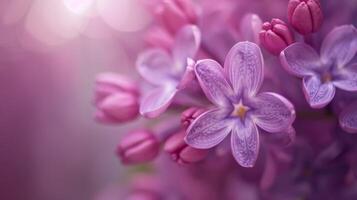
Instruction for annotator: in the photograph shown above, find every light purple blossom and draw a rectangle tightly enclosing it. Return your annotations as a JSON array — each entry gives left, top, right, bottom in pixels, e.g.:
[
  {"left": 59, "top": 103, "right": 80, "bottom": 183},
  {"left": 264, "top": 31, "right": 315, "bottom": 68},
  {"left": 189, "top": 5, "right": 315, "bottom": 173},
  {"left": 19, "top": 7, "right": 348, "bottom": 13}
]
[
  {"left": 280, "top": 25, "right": 357, "bottom": 108},
  {"left": 136, "top": 25, "right": 201, "bottom": 118},
  {"left": 185, "top": 41, "right": 296, "bottom": 167}
]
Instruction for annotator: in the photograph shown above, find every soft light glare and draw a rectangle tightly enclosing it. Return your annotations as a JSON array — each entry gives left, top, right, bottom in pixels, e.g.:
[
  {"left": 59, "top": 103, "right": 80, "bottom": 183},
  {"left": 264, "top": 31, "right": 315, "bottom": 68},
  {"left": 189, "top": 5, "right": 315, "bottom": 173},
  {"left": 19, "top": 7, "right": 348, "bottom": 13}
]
[
  {"left": 63, "top": 0, "right": 95, "bottom": 16},
  {"left": 25, "top": 0, "right": 88, "bottom": 45},
  {"left": 97, "top": 0, "right": 151, "bottom": 32}
]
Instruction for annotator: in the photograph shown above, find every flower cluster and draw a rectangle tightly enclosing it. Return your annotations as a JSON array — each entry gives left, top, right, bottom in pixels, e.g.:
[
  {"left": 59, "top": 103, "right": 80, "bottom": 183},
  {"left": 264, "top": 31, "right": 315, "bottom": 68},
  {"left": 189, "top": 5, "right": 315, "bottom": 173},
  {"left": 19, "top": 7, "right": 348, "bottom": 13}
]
[{"left": 94, "top": 0, "right": 357, "bottom": 199}]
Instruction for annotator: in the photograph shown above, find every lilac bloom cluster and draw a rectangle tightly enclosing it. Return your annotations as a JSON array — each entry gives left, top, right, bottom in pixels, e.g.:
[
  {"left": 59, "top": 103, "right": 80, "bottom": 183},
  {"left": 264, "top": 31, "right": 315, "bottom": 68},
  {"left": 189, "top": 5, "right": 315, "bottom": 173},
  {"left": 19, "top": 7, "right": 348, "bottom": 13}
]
[{"left": 93, "top": 0, "right": 357, "bottom": 199}]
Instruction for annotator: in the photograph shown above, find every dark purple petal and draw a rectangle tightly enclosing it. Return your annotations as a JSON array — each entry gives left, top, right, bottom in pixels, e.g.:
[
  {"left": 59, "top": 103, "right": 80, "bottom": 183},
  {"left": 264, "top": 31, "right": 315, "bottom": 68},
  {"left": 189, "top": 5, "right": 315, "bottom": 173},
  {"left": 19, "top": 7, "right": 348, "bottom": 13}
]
[
  {"left": 140, "top": 85, "right": 177, "bottom": 118},
  {"left": 224, "top": 41, "right": 264, "bottom": 95},
  {"left": 321, "top": 25, "right": 357, "bottom": 67},
  {"left": 339, "top": 101, "right": 357, "bottom": 133},
  {"left": 194, "top": 59, "right": 233, "bottom": 106},
  {"left": 333, "top": 63, "right": 357, "bottom": 91},
  {"left": 185, "top": 108, "right": 234, "bottom": 149},
  {"left": 251, "top": 92, "right": 295, "bottom": 133},
  {"left": 231, "top": 119, "right": 259, "bottom": 168},
  {"left": 302, "top": 76, "right": 335, "bottom": 108},
  {"left": 172, "top": 25, "right": 201, "bottom": 68},
  {"left": 136, "top": 48, "right": 175, "bottom": 85},
  {"left": 280, "top": 42, "right": 322, "bottom": 77}
]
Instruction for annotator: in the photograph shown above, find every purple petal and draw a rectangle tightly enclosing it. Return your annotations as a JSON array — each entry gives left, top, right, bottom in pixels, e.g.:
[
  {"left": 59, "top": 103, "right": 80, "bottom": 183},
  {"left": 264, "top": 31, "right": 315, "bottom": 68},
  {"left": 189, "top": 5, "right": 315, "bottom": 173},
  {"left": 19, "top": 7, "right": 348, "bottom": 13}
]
[
  {"left": 321, "top": 25, "right": 357, "bottom": 67},
  {"left": 176, "top": 58, "right": 195, "bottom": 90},
  {"left": 185, "top": 108, "right": 234, "bottom": 149},
  {"left": 333, "top": 63, "right": 357, "bottom": 92},
  {"left": 231, "top": 119, "right": 259, "bottom": 167},
  {"left": 251, "top": 92, "right": 296, "bottom": 133},
  {"left": 302, "top": 76, "right": 335, "bottom": 108},
  {"left": 280, "top": 42, "right": 322, "bottom": 77},
  {"left": 194, "top": 59, "right": 233, "bottom": 106},
  {"left": 136, "top": 48, "right": 174, "bottom": 85},
  {"left": 140, "top": 85, "right": 177, "bottom": 118},
  {"left": 239, "top": 13, "right": 262, "bottom": 43},
  {"left": 172, "top": 25, "right": 201, "bottom": 68},
  {"left": 224, "top": 41, "right": 264, "bottom": 95},
  {"left": 339, "top": 101, "right": 357, "bottom": 133}
]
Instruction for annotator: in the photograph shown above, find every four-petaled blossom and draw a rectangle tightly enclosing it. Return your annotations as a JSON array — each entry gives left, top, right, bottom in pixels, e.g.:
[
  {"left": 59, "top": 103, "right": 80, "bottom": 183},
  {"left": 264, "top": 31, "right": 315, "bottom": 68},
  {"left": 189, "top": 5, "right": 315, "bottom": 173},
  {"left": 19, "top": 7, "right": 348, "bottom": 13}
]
[
  {"left": 137, "top": 25, "right": 201, "bottom": 118},
  {"left": 280, "top": 25, "right": 357, "bottom": 108},
  {"left": 185, "top": 41, "right": 296, "bottom": 167}
]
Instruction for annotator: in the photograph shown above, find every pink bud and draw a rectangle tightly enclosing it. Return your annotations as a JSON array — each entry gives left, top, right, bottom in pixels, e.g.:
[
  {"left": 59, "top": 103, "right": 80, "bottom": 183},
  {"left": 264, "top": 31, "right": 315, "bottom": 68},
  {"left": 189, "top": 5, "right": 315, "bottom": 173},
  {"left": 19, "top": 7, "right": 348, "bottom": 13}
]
[
  {"left": 126, "top": 193, "right": 160, "bottom": 200},
  {"left": 155, "top": 0, "right": 197, "bottom": 34},
  {"left": 144, "top": 26, "right": 174, "bottom": 51},
  {"left": 126, "top": 174, "right": 162, "bottom": 200},
  {"left": 95, "top": 73, "right": 139, "bottom": 123},
  {"left": 164, "top": 131, "right": 208, "bottom": 164},
  {"left": 117, "top": 130, "right": 160, "bottom": 165},
  {"left": 288, "top": 0, "right": 323, "bottom": 35},
  {"left": 181, "top": 107, "right": 206, "bottom": 129},
  {"left": 259, "top": 18, "right": 295, "bottom": 55}
]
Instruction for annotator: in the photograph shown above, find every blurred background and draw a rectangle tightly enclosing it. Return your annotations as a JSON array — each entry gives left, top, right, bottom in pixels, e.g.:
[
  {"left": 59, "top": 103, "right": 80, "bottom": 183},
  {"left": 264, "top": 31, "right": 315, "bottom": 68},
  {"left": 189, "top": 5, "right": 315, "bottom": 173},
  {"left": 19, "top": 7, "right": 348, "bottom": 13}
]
[{"left": 0, "top": 0, "right": 152, "bottom": 199}]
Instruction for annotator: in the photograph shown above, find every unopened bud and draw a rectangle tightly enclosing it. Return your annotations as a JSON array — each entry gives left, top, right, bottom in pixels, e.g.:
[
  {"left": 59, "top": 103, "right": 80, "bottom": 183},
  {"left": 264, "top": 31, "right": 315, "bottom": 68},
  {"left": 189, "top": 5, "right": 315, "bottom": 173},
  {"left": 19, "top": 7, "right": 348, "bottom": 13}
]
[
  {"left": 155, "top": 0, "right": 197, "bottom": 34},
  {"left": 117, "top": 130, "right": 160, "bottom": 165},
  {"left": 164, "top": 131, "right": 208, "bottom": 164},
  {"left": 181, "top": 107, "right": 206, "bottom": 129},
  {"left": 260, "top": 19, "right": 294, "bottom": 55},
  {"left": 95, "top": 73, "right": 139, "bottom": 123},
  {"left": 288, "top": 0, "right": 323, "bottom": 35}
]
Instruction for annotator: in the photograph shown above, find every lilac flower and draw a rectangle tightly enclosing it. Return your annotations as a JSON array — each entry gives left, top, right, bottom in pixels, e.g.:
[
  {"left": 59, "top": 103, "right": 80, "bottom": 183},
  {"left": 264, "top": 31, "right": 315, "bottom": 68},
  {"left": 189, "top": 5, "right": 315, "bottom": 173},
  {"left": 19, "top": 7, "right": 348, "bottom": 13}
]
[
  {"left": 280, "top": 25, "right": 357, "bottom": 108},
  {"left": 185, "top": 41, "right": 296, "bottom": 167},
  {"left": 136, "top": 25, "right": 201, "bottom": 118}
]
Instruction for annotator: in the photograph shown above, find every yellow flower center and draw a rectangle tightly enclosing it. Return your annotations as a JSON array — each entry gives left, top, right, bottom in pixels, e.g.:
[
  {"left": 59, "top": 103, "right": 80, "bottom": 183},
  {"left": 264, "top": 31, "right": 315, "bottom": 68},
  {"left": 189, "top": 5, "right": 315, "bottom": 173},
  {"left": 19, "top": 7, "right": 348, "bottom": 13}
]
[
  {"left": 322, "top": 72, "right": 332, "bottom": 83},
  {"left": 232, "top": 102, "right": 250, "bottom": 119}
]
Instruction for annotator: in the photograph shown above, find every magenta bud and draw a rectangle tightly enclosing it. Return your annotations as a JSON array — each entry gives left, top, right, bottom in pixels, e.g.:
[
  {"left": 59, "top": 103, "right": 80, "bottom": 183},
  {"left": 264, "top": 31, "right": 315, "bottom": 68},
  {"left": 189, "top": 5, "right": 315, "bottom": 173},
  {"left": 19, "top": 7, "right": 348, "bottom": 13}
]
[
  {"left": 259, "top": 18, "right": 295, "bottom": 55},
  {"left": 95, "top": 73, "right": 139, "bottom": 124},
  {"left": 117, "top": 130, "right": 160, "bottom": 165},
  {"left": 126, "top": 193, "right": 160, "bottom": 200},
  {"left": 181, "top": 107, "right": 206, "bottom": 129},
  {"left": 144, "top": 26, "right": 174, "bottom": 51},
  {"left": 164, "top": 131, "right": 208, "bottom": 164},
  {"left": 288, "top": 0, "right": 323, "bottom": 35},
  {"left": 155, "top": 0, "right": 197, "bottom": 34},
  {"left": 125, "top": 174, "right": 162, "bottom": 200}
]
